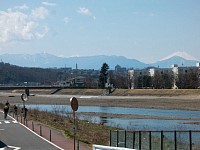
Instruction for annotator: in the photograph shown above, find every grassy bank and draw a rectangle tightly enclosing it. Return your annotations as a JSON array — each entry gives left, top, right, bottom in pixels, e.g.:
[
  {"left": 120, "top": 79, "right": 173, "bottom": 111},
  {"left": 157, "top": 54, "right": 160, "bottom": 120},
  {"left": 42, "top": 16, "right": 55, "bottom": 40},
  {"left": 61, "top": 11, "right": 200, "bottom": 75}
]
[
  {"left": 27, "top": 108, "right": 116, "bottom": 146},
  {"left": 0, "top": 103, "right": 118, "bottom": 147},
  {"left": 10, "top": 88, "right": 200, "bottom": 96},
  {"left": 111, "top": 89, "right": 200, "bottom": 96},
  {"left": 1, "top": 88, "right": 200, "bottom": 148}
]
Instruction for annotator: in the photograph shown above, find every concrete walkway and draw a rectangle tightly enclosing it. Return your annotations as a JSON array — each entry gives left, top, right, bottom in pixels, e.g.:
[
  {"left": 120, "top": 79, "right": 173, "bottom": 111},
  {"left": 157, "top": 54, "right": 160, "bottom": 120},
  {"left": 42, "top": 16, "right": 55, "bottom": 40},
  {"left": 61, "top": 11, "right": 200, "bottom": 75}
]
[{"left": 12, "top": 114, "right": 92, "bottom": 150}]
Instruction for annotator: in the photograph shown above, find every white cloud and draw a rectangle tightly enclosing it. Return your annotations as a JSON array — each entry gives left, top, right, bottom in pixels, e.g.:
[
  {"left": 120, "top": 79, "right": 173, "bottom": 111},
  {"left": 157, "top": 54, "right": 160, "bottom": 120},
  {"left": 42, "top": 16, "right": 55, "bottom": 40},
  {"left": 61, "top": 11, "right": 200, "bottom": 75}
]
[
  {"left": 14, "top": 4, "right": 29, "bottom": 10},
  {"left": 0, "top": 6, "right": 49, "bottom": 42},
  {"left": 78, "top": 7, "right": 92, "bottom": 16},
  {"left": 31, "top": 7, "right": 48, "bottom": 20},
  {"left": 63, "top": 17, "right": 70, "bottom": 24},
  {"left": 42, "top": 2, "right": 56, "bottom": 6},
  {"left": 78, "top": 7, "right": 96, "bottom": 20},
  {"left": 35, "top": 26, "right": 49, "bottom": 39}
]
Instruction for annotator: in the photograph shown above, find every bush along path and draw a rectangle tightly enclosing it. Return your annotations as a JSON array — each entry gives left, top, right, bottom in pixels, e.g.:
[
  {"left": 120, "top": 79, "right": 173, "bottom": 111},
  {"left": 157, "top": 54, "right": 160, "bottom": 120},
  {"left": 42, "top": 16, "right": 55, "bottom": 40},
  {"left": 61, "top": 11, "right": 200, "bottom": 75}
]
[{"left": 25, "top": 108, "right": 118, "bottom": 146}]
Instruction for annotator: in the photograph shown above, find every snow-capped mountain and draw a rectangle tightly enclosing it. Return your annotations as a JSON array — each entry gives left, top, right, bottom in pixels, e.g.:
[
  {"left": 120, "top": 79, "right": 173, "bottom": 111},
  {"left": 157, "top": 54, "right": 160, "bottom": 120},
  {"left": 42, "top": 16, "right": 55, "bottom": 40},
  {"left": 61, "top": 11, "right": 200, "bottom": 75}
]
[
  {"left": 150, "top": 51, "right": 200, "bottom": 68},
  {"left": 150, "top": 56, "right": 199, "bottom": 68},
  {"left": 160, "top": 51, "right": 199, "bottom": 61},
  {"left": 0, "top": 53, "right": 147, "bottom": 69},
  {"left": 0, "top": 52, "right": 199, "bottom": 69}
]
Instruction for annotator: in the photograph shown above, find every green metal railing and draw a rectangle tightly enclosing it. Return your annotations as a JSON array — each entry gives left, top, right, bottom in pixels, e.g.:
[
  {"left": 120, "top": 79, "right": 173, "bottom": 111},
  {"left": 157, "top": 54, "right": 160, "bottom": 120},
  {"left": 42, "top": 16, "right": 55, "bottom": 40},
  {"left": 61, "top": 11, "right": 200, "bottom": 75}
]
[{"left": 110, "top": 130, "right": 200, "bottom": 150}]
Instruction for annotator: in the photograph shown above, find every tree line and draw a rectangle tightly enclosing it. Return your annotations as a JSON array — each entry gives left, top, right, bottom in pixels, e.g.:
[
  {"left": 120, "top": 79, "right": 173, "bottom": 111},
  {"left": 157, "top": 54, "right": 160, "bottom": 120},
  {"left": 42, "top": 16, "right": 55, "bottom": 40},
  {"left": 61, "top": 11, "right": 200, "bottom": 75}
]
[
  {"left": 0, "top": 62, "right": 59, "bottom": 85},
  {"left": 1, "top": 62, "right": 199, "bottom": 89},
  {"left": 98, "top": 63, "right": 200, "bottom": 89}
]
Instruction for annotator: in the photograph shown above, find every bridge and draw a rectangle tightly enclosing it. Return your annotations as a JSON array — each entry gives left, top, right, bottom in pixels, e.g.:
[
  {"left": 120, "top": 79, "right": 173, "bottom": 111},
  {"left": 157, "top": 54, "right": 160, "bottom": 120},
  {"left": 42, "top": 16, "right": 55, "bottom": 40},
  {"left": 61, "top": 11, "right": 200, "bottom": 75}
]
[{"left": 0, "top": 86, "right": 72, "bottom": 90}]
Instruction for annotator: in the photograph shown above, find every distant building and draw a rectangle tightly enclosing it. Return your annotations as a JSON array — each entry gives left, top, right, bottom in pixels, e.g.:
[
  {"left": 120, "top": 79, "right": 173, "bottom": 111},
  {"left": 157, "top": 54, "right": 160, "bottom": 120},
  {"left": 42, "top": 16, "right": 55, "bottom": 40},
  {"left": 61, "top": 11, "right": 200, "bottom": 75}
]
[
  {"left": 115, "top": 65, "right": 127, "bottom": 76},
  {"left": 128, "top": 68, "right": 150, "bottom": 89},
  {"left": 70, "top": 76, "right": 86, "bottom": 88},
  {"left": 171, "top": 64, "right": 200, "bottom": 89},
  {"left": 128, "top": 62, "right": 200, "bottom": 89}
]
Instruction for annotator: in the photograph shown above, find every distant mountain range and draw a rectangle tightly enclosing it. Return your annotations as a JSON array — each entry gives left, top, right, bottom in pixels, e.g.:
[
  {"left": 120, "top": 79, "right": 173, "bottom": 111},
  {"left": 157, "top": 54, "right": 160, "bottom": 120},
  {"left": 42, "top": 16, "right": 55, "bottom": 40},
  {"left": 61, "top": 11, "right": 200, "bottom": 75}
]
[{"left": 0, "top": 52, "right": 199, "bottom": 70}]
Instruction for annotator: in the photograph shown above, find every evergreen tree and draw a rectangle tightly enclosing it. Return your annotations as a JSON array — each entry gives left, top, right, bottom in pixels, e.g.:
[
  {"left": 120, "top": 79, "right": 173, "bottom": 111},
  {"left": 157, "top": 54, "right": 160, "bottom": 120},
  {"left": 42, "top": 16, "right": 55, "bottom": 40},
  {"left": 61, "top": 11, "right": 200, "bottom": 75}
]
[{"left": 98, "top": 63, "right": 109, "bottom": 89}]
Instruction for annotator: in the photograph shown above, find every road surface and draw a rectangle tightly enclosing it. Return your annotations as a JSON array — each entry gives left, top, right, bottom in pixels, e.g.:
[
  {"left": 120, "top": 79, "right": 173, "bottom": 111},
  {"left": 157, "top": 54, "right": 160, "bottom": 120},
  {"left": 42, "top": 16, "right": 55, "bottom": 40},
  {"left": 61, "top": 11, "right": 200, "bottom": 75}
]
[{"left": 0, "top": 111, "right": 63, "bottom": 150}]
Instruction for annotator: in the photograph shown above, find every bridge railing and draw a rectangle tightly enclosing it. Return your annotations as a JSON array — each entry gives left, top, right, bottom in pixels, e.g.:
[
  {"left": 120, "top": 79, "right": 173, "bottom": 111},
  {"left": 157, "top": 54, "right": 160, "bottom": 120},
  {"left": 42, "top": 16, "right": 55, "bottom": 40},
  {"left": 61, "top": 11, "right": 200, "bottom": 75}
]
[{"left": 110, "top": 130, "right": 200, "bottom": 150}]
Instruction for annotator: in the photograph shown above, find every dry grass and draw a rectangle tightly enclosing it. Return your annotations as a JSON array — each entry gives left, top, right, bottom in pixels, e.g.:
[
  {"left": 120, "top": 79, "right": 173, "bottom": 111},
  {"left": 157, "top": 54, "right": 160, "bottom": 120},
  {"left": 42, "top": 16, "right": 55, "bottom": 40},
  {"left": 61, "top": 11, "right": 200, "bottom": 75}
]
[
  {"left": 7, "top": 88, "right": 200, "bottom": 96},
  {"left": 58, "top": 89, "right": 104, "bottom": 95},
  {"left": 0, "top": 103, "right": 117, "bottom": 146},
  {"left": 111, "top": 89, "right": 200, "bottom": 96},
  {"left": 2, "top": 89, "right": 200, "bottom": 111},
  {"left": 1, "top": 89, "right": 200, "bottom": 147},
  {"left": 26, "top": 108, "right": 117, "bottom": 146}
]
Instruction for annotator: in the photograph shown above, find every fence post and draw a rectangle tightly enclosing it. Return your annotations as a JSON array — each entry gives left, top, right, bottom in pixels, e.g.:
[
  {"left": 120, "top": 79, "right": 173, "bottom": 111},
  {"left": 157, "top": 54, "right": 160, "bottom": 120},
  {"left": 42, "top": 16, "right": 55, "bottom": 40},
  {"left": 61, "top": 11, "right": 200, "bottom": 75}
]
[
  {"left": 125, "top": 130, "right": 127, "bottom": 148},
  {"left": 77, "top": 140, "right": 80, "bottom": 150},
  {"left": 149, "top": 131, "right": 151, "bottom": 150},
  {"left": 49, "top": 129, "right": 51, "bottom": 142},
  {"left": 32, "top": 122, "right": 34, "bottom": 131},
  {"left": 161, "top": 131, "right": 163, "bottom": 150},
  {"left": 174, "top": 131, "right": 177, "bottom": 150},
  {"left": 109, "top": 130, "right": 112, "bottom": 146},
  {"left": 189, "top": 130, "right": 192, "bottom": 150},
  {"left": 26, "top": 119, "right": 28, "bottom": 127},
  {"left": 139, "top": 131, "right": 141, "bottom": 150},
  {"left": 132, "top": 131, "right": 135, "bottom": 149},
  {"left": 117, "top": 130, "right": 119, "bottom": 147},
  {"left": 40, "top": 126, "right": 42, "bottom": 136}
]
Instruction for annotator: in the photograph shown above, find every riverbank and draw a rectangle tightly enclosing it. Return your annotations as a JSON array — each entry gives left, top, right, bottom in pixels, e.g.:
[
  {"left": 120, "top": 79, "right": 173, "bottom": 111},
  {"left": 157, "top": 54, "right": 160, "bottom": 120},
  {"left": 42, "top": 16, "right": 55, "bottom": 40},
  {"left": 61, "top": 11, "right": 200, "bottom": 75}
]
[
  {"left": 1, "top": 89, "right": 200, "bottom": 111},
  {"left": 1, "top": 89, "right": 200, "bottom": 147},
  {"left": 0, "top": 103, "right": 117, "bottom": 148}
]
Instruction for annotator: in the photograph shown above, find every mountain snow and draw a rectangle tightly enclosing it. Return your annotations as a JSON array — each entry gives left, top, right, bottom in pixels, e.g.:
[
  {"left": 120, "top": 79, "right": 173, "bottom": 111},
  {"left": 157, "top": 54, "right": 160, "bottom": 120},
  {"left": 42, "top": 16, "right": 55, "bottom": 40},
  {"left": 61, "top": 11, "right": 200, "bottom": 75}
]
[
  {"left": 0, "top": 52, "right": 199, "bottom": 69},
  {"left": 160, "top": 51, "right": 199, "bottom": 61}
]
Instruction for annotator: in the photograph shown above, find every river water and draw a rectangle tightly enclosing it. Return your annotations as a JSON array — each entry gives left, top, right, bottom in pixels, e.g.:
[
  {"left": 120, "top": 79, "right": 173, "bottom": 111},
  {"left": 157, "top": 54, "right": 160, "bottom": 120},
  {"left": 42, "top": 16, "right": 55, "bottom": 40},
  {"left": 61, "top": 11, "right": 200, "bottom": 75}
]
[{"left": 24, "top": 104, "right": 200, "bottom": 131}]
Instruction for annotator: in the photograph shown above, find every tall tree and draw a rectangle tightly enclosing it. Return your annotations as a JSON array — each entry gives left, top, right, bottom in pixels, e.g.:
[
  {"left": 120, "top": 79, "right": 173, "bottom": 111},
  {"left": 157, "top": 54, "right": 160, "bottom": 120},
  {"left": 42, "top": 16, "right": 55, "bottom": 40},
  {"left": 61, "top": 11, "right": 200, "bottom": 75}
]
[
  {"left": 98, "top": 63, "right": 109, "bottom": 89},
  {"left": 110, "top": 74, "right": 128, "bottom": 89}
]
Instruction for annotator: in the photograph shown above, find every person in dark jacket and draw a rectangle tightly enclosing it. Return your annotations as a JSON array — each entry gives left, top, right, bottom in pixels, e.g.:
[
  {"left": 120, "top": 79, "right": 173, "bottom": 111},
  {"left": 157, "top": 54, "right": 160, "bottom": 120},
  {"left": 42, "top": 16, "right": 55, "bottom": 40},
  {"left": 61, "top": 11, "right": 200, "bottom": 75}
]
[
  {"left": 21, "top": 106, "right": 28, "bottom": 119},
  {"left": 4, "top": 101, "right": 10, "bottom": 119},
  {"left": 14, "top": 105, "right": 18, "bottom": 116}
]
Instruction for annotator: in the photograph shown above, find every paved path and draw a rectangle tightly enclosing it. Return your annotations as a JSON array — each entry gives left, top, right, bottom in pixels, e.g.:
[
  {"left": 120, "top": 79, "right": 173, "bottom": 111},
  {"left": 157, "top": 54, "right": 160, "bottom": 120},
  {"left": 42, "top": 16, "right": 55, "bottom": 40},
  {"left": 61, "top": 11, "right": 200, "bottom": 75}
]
[
  {"left": 11, "top": 113, "right": 91, "bottom": 150},
  {"left": 0, "top": 111, "right": 62, "bottom": 150}
]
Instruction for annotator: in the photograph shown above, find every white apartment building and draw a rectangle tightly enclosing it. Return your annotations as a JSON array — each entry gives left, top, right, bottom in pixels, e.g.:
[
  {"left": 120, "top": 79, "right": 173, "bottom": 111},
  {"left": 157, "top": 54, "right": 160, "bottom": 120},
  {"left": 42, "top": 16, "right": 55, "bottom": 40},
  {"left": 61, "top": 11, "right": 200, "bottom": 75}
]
[
  {"left": 128, "top": 68, "right": 150, "bottom": 89},
  {"left": 171, "top": 63, "right": 200, "bottom": 89},
  {"left": 128, "top": 63, "right": 200, "bottom": 89}
]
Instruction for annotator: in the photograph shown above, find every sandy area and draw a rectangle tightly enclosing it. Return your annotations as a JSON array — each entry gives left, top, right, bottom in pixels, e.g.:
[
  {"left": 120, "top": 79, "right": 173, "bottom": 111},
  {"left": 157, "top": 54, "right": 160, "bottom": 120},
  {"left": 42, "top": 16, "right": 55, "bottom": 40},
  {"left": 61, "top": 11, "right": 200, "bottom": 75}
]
[
  {"left": 1, "top": 91, "right": 200, "bottom": 123},
  {"left": 1, "top": 91, "right": 200, "bottom": 111}
]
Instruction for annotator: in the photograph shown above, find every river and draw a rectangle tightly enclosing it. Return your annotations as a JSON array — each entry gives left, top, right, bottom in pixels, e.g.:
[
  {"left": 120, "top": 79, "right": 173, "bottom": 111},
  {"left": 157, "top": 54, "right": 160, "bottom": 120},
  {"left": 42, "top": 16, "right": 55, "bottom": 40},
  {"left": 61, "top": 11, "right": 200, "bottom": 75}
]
[{"left": 23, "top": 104, "right": 200, "bottom": 131}]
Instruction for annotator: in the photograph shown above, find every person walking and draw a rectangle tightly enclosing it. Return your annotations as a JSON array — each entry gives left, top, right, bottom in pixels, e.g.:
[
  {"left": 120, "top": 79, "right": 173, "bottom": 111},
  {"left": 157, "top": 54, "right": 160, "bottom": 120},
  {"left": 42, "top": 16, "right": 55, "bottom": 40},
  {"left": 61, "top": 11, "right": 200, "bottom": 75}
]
[
  {"left": 4, "top": 101, "right": 10, "bottom": 119},
  {"left": 14, "top": 105, "right": 18, "bottom": 116}
]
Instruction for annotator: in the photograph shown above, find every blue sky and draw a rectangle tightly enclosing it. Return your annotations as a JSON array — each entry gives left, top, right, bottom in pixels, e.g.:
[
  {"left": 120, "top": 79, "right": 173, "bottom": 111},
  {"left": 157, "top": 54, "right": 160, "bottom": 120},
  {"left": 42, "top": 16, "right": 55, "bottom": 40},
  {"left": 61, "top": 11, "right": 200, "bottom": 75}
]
[{"left": 0, "top": 0, "right": 200, "bottom": 63}]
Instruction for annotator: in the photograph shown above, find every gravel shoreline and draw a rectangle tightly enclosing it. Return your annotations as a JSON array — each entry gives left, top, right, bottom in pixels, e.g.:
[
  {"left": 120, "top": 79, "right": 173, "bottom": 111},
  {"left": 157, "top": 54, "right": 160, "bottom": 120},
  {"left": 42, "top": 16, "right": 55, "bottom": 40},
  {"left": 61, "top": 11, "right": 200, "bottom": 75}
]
[
  {"left": 1, "top": 91, "right": 200, "bottom": 123},
  {"left": 1, "top": 91, "right": 200, "bottom": 111}
]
